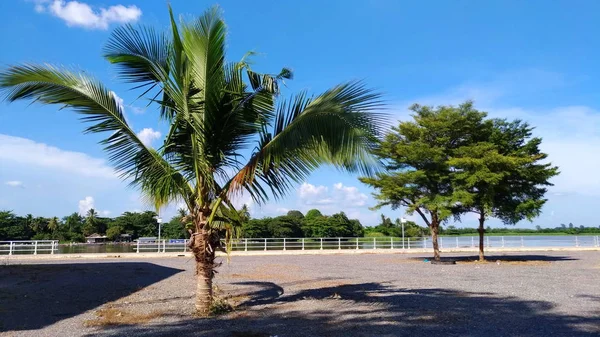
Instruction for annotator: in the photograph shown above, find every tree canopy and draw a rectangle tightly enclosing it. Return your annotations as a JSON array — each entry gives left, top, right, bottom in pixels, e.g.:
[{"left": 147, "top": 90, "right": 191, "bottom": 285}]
[{"left": 361, "top": 102, "right": 488, "bottom": 260}]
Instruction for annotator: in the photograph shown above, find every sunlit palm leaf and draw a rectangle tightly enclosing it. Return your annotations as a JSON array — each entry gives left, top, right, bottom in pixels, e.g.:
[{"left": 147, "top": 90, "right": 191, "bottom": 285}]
[
  {"left": 0, "top": 64, "right": 192, "bottom": 209},
  {"left": 228, "top": 81, "right": 385, "bottom": 203}
]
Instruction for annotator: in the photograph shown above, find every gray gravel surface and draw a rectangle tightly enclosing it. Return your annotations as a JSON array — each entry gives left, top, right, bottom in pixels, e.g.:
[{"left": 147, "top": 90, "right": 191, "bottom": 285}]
[{"left": 1, "top": 251, "right": 599, "bottom": 336}]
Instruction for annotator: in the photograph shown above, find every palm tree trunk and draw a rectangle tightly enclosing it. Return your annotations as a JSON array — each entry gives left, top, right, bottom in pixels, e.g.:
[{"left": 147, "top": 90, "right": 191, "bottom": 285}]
[
  {"left": 190, "top": 213, "right": 216, "bottom": 316},
  {"left": 478, "top": 211, "right": 485, "bottom": 262}
]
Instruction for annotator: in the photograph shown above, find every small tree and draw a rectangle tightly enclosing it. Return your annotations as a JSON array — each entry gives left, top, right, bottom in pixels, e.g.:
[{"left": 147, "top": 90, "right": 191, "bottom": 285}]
[
  {"left": 450, "top": 119, "right": 559, "bottom": 261},
  {"left": 361, "top": 102, "right": 485, "bottom": 261}
]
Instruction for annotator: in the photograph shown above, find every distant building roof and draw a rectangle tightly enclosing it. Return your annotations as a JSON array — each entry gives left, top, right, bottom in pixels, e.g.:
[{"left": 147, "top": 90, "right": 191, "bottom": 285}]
[
  {"left": 120, "top": 234, "right": 132, "bottom": 237},
  {"left": 86, "top": 233, "right": 107, "bottom": 239}
]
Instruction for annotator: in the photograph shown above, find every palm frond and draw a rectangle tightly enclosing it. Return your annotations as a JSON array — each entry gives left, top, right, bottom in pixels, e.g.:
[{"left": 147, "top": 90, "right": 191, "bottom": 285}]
[
  {"left": 0, "top": 64, "right": 192, "bottom": 209},
  {"left": 228, "top": 81, "right": 386, "bottom": 203}
]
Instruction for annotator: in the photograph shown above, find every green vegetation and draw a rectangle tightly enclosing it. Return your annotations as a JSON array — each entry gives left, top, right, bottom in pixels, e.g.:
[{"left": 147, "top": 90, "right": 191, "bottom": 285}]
[
  {"left": 450, "top": 116, "right": 559, "bottom": 260},
  {"left": 0, "top": 5, "right": 383, "bottom": 315},
  {"left": 242, "top": 209, "right": 364, "bottom": 238},
  {"left": 440, "top": 224, "right": 600, "bottom": 236},
  {"left": 361, "top": 102, "right": 559, "bottom": 261}
]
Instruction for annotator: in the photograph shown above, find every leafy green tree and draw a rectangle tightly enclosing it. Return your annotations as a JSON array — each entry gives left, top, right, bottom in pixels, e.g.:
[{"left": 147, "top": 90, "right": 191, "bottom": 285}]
[
  {"left": 0, "top": 211, "right": 32, "bottom": 240},
  {"left": 305, "top": 209, "right": 323, "bottom": 221},
  {"left": 450, "top": 118, "right": 559, "bottom": 261},
  {"left": 286, "top": 210, "right": 304, "bottom": 220},
  {"left": 361, "top": 102, "right": 486, "bottom": 261},
  {"left": 162, "top": 215, "right": 189, "bottom": 239},
  {"left": 111, "top": 211, "right": 158, "bottom": 238},
  {"left": 62, "top": 213, "right": 84, "bottom": 242},
  {"left": 0, "top": 6, "right": 383, "bottom": 313},
  {"left": 106, "top": 225, "right": 124, "bottom": 241},
  {"left": 242, "top": 218, "right": 272, "bottom": 238}
]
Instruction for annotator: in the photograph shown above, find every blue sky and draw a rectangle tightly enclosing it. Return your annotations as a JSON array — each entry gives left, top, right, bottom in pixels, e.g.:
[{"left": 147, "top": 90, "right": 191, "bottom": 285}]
[{"left": 1, "top": 0, "right": 599, "bottom": 229}]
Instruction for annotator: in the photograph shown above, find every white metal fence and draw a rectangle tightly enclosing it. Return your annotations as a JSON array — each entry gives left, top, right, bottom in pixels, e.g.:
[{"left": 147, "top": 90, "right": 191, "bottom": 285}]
[
  {"left": 0, "top": 240, "right": 58, "bottom": 255},
  {"left": 1, "top": 236, "right": 599, "bottom": 255}
]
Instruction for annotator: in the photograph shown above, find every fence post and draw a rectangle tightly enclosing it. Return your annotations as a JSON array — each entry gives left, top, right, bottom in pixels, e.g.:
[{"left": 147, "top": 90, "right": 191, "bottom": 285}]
[
  {"left": 51, "top": 241, "right": 55, "bottom": 254},
  {"left": 596, "top": 236, "right": 599, "bottom": 247},
  {"left": 391, "top": 237, "right": 394, "bottom": 249},
  {"left": 486, "top": 236, "right": 490, "bottom": 248},
  {"left": 33, "top": 241, "right": 38, "bottom": 255},
  {"left": 338, "top": 237, "right": 341, "bottom": 250},
  {"left": 373, "top": 237, "right": 376, "bottom": 250},
  {"left": 471, "top": 236, "right": 474, "bottom": 248},
  {"left": 575, "top": 236, "right": 579, "bottom": 247},
  {"left": 408, "top": 238, "right": 410, "bottom": 249},
  {"left": 163, "top": 240, "right": 166, "bottom": 253},
  {"left": 184, "top": 240, "right": 187, "bottom": 252},
  {"left": 9, "top": 241, "right": 13, "bottom": 255},
  {"left": 283, "top": 238, "right": 286, "bottom": 251},
  {"left": 423, "top": 237, "right": 426, "bottom": 249},
  {"left": 502, "top": 236, "right": 505, "bottom": 248},
  {"left": 264, "top": 238, "right": 267, "bottom": 251},
  {"left": 320, "top": 238, "right": 323, "bottom": 250},
  {"left": 521, "top": 236, "right": 524, "bottom": 248},
  {"left": 302, "top": 238, "right": 305, "bottom": 250},
  {"left": 456, "top": 237, "right": 459, "bottom": 248},
  {"left": 440, "top": 237, "right": 443, "bottom": 249},
  {"left": 136, "top": 240, "right": 140, "bottom": 253},
  {"left": 245, "top": 239, "right": 248, "bottom": 252},
  {"left": 356, "top": 238, "right": 359, "bottom": 250}
]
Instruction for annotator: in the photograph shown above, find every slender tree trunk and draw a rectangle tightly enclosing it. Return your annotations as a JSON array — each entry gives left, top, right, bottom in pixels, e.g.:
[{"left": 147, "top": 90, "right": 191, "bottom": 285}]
[
  {"left": 189, "top": 211, "right": 216, "bottom": 316},
  {"left": 431, "top": 219, "right": 441, "bottom": 261},
  {"left": 478, "top": 210, "right": 485, "bottom": 262}
]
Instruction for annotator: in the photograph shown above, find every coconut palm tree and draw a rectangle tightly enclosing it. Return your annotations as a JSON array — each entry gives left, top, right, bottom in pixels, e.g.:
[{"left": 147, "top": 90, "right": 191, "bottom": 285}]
[
  {"left": 0, "top": 6, "right": 384, "bottom": 315},
  {"left": 83, "top": 209, "right": 99, "bottom": 236},
  {"left": 48, "top": 217, "right": 59, "bottom": 232}
]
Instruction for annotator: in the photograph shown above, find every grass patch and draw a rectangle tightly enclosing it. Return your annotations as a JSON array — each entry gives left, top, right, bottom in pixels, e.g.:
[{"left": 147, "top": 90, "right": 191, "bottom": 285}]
[
  {"left": 84, "top": 307, "right": 164, "bottom": 327},
  {"left": 209, "top": 297, "right": 234, "bottom": 316}
]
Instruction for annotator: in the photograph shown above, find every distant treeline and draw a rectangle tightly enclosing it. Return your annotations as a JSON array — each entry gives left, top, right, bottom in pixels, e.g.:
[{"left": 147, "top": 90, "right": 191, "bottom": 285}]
[
  {"left": 441, "top": 223, "right": 600, "bottom": 236},
  {"left": 1, "top": 209, "right": 599, "bottom": 242}
]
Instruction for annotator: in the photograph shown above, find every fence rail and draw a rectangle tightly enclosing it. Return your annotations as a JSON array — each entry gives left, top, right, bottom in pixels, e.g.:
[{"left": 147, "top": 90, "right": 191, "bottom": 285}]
[
  {"left": 1, "top": 236, "right": 599, "bottom": 255},
  {"left": 0, "top": 240, "right": 58, "bottom": 255}
]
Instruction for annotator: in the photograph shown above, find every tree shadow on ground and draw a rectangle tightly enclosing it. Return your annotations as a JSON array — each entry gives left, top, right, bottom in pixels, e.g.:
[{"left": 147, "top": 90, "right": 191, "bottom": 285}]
[
  {"left": 0, "top": 262, "right": 183, "bottom": 331},
  {"left": 88, "top": 281, "right": 600, "bottom": 337},
  {"left": 410, "top": 254, "right": 578, "bottom": 263}
]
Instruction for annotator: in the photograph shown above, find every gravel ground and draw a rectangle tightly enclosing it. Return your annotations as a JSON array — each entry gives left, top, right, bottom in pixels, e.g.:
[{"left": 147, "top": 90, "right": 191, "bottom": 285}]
[{"left": 1, "top": 251, "right": 599, "bottom": 337}]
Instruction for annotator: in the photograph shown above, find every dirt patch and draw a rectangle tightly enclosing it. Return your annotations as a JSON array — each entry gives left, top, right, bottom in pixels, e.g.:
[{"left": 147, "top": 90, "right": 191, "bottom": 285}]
[
  {"left": 84, "top": 307, "right": 165, "bottom": 327},
  {"left": 374, "top": 257, "right": 422, "bottom": 264},
  {"left": 229, "top": 263, "right": 303, "bottom": 281}
]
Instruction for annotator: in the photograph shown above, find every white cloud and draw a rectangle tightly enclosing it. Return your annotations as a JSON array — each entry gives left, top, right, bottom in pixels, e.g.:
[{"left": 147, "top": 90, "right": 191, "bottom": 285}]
[
  {"left": 136, "top": 128, "right": 161, "bottom": 146},
  {"left": 333, "top": 182, "right": 369, "bottom": 207},
  {"left": 78, "top": 196, "right": 94, "bottom": 215},
  {"left": 299, "top": 182, "right": 328, "bottom": 200},
  {"left": 275, "top": 207, "right": 290, "bottom": 214},
  {"left": 298, "top": 182, "right": 369, "bottom": 207},
  {"left": 35, "top": 0, "right": 142, "bottom": 30},
  {"left": 78, "top": 196, "right": 111, "bottom": 216},
  {"left": 5, "top": 181, "right": 24, "bottom": 188},
  {"left": 0, "top": 134, "right": 115, "bottom": 179}
]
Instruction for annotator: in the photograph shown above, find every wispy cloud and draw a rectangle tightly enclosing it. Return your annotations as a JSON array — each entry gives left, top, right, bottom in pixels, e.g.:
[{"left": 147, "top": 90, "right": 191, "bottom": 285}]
[
  {"left": 0, "top": 134, "right": 115, "bottom": 179},
  {"left": 5, "top": 180, "right": 24, "bottom": 188},
  {"left": 33, "top": 0, "right": 141, "bottom": 30}
]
